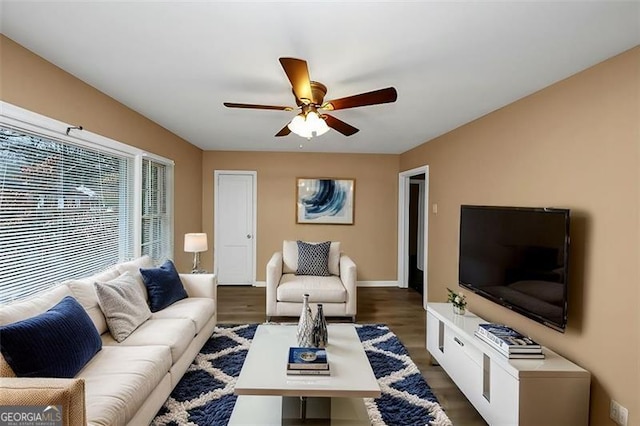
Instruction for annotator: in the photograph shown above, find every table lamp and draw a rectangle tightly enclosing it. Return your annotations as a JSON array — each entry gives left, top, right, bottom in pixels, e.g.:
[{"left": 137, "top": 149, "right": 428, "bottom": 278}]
[{"left": 184, "top": 233, "right": 207, "bottom": 273}]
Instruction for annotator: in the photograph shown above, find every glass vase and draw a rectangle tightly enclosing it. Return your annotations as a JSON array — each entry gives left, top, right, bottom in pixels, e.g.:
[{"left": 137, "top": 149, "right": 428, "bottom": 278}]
[
  {"left": 297, "top": 294, "right": 314, "bottom": 347},
  {"left": 453, "top": 304, "right": 466, "bottom": 315},
  {"left": 312, "top": 303, "right": 328, "bottom": 348}
]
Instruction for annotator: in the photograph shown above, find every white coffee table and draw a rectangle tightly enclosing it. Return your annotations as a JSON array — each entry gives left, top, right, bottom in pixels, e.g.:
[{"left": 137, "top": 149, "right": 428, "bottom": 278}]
[{"left": 229, "top": 323, "right": 380, "bottom": 425}]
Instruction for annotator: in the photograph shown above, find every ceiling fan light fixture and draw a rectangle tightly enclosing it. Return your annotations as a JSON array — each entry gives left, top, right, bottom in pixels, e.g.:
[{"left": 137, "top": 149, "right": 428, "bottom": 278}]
[
  {"left": 287, "top": 114, "right": 312, "bottom": 138},
  {"left": 225, "top": 58, "right": 396, "bottom": 138},
  {"left": 287, "top": 111, "right": 329, "bottom": 139},
  {"left": 306, "top": 111, "right": 330, "bottom": 137}
]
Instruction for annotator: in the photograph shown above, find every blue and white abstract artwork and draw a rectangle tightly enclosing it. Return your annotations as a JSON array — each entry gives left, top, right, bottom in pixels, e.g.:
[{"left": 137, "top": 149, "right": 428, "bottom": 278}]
[{"left": 297, "top": 178, "right": 354, "bottom": 224}]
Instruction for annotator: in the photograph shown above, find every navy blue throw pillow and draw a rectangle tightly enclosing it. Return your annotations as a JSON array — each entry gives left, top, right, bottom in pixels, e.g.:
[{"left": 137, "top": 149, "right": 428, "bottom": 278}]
[
  {"left": 296, "top": 241, "right": 331, "bottom": 276},
  {"left": 140, "top": 260, "right": 188, "bottom": 312},
  {"left": 0, "top": 296, "right": 102, "bottom": 378}
]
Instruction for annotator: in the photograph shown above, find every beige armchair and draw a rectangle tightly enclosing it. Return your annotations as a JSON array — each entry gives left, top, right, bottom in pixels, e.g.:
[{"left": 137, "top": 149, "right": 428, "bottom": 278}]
[{"left": 266, "top": 240, "right": 357, "bottom": 321}]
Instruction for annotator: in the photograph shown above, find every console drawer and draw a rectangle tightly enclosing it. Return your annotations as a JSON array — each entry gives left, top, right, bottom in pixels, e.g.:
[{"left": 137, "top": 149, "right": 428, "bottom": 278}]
[
  {"left": 443, "top": 325, "right": 483, "bottom": 398},
  {"left": 444, "top": 324, "right": 483, "bottom": 367}
]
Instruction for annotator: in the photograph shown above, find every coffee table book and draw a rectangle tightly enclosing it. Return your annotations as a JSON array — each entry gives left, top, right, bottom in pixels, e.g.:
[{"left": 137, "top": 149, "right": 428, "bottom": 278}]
[
  {"left": 474, "top": 332, "right": 545, "bottom": 359},
  {"left": 287, "top": 347, "right": 329, "bottom": 370},
  {"left": 476, "top": 323, "right": 541, "bottom": 352},
  {"left": 286, "top": 365, "right": 331, "bottom": 376}
]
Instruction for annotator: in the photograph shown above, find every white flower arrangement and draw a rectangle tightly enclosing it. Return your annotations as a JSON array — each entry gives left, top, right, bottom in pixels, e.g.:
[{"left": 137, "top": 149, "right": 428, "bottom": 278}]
[{"left": 447, "top": 288, "right": 467, "bottom": 309}]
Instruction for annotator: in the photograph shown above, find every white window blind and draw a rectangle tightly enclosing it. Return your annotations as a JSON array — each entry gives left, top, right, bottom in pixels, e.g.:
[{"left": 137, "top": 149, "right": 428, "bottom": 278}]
[
  {"left": 0, "top": 127, "right": 136, "bottom": 304},
  {"left": 141, "top": 158, "right": 172, "bottom": 265}
]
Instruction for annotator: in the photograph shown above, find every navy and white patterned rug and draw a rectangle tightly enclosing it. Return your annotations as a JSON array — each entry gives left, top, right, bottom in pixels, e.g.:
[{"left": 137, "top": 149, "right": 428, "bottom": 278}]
[{"left": 152, "top": 324, "right": 452, "bottom": 426}]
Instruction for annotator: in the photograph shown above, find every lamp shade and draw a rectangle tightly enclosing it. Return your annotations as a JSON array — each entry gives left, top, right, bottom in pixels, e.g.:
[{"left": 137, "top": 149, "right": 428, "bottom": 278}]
[{"left": 184, "top": 233, "right": 208, "bottom": 252}]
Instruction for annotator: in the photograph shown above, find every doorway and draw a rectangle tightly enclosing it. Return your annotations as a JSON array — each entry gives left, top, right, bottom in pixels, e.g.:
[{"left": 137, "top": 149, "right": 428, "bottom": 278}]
[
  {"left": 408, "top": 175, "right": 425, "bottom": 294},
  {"left": 398, "top": 165, "right": 429, "bottom": 306},
  {"left": 214, "top": 171, "right": 257, "bottom": 285}
]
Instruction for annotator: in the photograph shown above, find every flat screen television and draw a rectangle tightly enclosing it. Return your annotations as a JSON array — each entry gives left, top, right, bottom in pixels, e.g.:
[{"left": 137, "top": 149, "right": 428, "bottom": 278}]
[{"left": 458, "top": 205, "right": 570, "bottom": 332}]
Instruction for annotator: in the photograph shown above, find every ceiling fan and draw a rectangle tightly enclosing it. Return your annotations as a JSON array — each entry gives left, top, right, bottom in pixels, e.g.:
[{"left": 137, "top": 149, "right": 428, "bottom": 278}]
[{"left": 223, "top": 57, "right": 397, "bottom": 138}]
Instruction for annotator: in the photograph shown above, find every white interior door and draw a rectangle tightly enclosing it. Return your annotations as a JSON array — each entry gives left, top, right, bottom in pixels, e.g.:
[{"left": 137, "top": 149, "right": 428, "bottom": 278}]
[{"left": 215, "top": 171, "right": 256, "bottom": 285}]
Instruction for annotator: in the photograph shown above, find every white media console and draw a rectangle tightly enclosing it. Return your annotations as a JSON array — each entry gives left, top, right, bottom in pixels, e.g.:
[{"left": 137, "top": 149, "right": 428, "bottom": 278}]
[{"left": 426, "top": 303, "right": 590, "bottom": 426}]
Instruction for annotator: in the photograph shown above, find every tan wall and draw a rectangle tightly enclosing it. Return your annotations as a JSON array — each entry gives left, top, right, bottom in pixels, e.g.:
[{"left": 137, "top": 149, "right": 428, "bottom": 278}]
[
  {"left": 0, "top": 36, "right": 203, "bottom": 272},
  {"left": 201, "top": 151, "right": 399, "bottom": 281},
  {"left": 401, "top": 47, "right": 640, "bottom": 425}
]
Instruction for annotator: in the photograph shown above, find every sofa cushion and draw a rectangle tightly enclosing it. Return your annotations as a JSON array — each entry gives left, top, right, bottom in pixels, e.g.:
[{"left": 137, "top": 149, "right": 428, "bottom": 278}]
[
  {"left": 283, "top": 240, "right": 341, "bottom": 275},
  {"left": 0, "top": 296, "right": 102, "bottom": 378},
  {"left": 94, "top": 272, "right": 152, "bottom": 342},
  {"left": 66, "top": 268, "right": 121, "bottom": 335},
  {"left": 151, "top": 297, "right": 216, "bottom": 334},
  {"left": 0, "top": 285, "right": 73, "bottom": 326},
  {"left": 140, "top": 260, "right": 188, "bottom": 312},
  {"left": 78, "top": 345, "right": 171, "bottom": 426},
  {"left": 101, "top": 318, "right": 195, "bottom": 364},
  {"left": 277, "top": 274, "right": 347, "bottom": 303},
  {"left": 296, "top": 241, "right": 331, "bottom": 276}
]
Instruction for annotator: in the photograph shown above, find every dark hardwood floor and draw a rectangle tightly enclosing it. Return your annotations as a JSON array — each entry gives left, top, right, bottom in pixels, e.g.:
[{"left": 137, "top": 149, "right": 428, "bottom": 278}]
[{"left": 217, "top": 285, "right": 487, "bottom": 426}]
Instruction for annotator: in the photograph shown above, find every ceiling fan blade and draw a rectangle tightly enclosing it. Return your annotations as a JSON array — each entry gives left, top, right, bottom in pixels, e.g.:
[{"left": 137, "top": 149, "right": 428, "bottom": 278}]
[
  {"left": 279, "top": 57, "right": 313, "bottom": 103},
  {"left": 275, "top": 124, "right": 291, "bottom": 137},
  {"left": 324, "top": 114, "right": 359, "bottom": 136},
  {"left": 321, "top": 87, "right": 397, "bottom": 111},
  {"left": 224, "top": 102, "right": 293, "bottom": 111}
]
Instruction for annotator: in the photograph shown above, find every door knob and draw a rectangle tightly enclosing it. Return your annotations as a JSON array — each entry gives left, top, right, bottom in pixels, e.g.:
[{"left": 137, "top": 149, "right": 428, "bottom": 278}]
[{"left": 247, "top": 234, "right": 252, "bottom": 239}]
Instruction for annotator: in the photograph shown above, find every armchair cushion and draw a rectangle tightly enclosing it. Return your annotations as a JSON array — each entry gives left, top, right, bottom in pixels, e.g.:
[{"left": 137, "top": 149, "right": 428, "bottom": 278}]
[
  {"left": 296, "top": 241, "right": 331, "bottom": 276},
  {"left": 283, "top": 240, "right": 341, "bottom": 275},
  {"left": 277, "top": 275, "right": 347, "bottom": 303}
]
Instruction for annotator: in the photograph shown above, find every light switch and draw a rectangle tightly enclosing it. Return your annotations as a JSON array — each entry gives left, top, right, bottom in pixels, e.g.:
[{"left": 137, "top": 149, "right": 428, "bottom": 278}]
[{"left": 432, "top": 204, "right": 438, "bottom": 214}]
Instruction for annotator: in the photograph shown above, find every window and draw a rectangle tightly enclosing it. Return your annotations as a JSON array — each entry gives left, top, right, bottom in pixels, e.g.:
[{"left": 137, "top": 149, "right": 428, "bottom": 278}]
[
  {"left": 141, "top": 158, "right": 173, "bottom": 265},
  {"left": 0, "top": 102, "right": 173, "bottom": 304}
]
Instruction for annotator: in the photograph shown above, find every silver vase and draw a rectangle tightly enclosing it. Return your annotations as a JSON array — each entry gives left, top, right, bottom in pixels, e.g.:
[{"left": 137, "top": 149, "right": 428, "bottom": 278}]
[
  {"left": 312, "top": 303, "right": 328, "bottom": 348},
  {"left": 297, "top": 294, "right": 314, "bottom": 347}
]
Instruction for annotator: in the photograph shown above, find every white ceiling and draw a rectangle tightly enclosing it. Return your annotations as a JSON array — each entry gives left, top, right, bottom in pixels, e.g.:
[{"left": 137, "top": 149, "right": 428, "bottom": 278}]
[{"left": 1, "top": 1, "right": 639, "bottom": 154}]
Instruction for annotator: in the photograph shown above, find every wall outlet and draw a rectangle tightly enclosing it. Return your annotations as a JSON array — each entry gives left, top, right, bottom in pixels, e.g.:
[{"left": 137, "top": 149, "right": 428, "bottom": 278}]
[{"left": 610, "top": 400, "right": 628, "bottom": 426}]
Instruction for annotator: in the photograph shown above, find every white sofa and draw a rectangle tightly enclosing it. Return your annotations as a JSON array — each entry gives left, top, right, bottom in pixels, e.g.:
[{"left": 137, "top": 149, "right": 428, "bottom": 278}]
[
  {"left": 266, "top": 240, "right": 357, "bottom": 321},
  {"left": 0, "top": 256, "right": 217, "bottom": 426}
]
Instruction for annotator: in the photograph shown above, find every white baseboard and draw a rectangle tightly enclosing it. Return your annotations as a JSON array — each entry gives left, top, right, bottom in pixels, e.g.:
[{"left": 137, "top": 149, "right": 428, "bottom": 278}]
[{"left": 251, "top": 281, "right": 398, "bottom": 288}]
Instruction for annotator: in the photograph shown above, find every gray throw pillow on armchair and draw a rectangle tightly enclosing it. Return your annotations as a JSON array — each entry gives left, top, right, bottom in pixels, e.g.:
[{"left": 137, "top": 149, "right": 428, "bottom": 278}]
[{"left": 296, "top": 241, "right": 331, "bottom": 276}]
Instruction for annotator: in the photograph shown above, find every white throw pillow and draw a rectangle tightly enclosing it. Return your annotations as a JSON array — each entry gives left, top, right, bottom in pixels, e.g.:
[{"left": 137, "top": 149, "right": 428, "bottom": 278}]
[
  {"left": 114, "top": 255, "right": 154, "bottom": 301},
  {"left": 94, "top": 271, "right": 151, "bottom": 342}
]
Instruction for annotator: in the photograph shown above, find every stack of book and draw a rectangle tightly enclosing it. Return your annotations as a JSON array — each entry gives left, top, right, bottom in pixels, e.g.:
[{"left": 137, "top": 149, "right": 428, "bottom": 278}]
[
  {"left": 286, "top": 347, "right": 330, "bottom": 375},
  {"left": 474, "top": 323, "right": 545, "bottom": 359}
]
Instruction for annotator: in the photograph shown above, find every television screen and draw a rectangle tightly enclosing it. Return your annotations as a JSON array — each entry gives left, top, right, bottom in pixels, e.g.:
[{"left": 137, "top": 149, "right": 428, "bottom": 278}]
[{"left": 458, "top": 205, "right": 570, "bottom": 332}]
